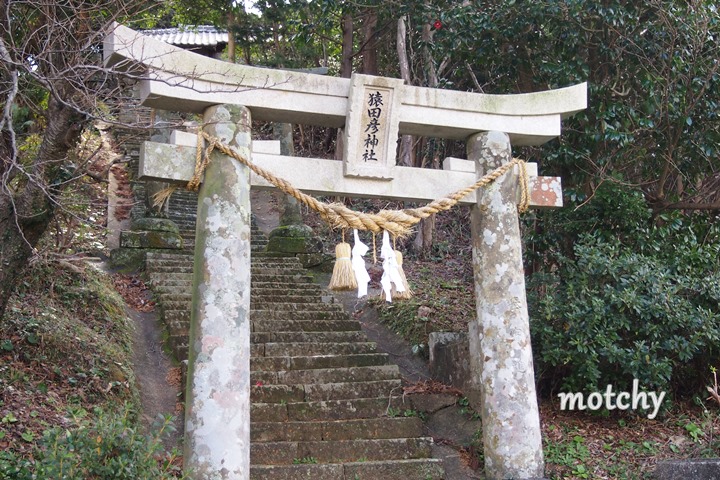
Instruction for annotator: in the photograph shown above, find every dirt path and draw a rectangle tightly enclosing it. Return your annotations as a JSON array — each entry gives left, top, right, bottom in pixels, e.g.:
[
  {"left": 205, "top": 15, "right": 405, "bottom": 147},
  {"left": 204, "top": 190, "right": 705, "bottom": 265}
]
[{"left": 127, "top": 305, "right": 183, "bottom": 447}]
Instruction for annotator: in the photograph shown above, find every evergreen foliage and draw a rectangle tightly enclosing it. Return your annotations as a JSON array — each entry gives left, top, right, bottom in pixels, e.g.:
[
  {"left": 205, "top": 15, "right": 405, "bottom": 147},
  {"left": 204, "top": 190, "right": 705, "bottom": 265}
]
[{"left": 527, "top": 184, "right": 720, "bottom": 394}]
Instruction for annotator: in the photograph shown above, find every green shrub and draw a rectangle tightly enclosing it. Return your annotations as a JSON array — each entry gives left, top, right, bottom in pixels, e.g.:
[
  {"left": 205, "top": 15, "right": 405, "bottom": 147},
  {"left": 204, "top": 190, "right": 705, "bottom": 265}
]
[
  {"left": 528, "top": 189, "right": 720, "bottom": 395},
  {"left": 0, "top": 406, "right": 186, "bottom": 480}
]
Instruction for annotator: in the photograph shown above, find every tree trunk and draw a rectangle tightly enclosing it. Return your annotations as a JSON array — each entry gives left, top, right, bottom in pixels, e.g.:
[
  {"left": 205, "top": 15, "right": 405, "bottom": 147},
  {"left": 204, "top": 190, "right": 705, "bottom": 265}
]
[
  {"left": 333, "top": 12, "right": 354, "bottom": 161},
  {"left": 340, "top": 13, "right": 353, "bottom": 78},
  {"left": 413, "top": 11, "right": 439, "bottom": 255},
  {"left": 361, "top": 8, "right": 378, "bottom": 75},
  {"left": 227, "top": 10, "right": 236, "bottom": 63},
  {"left": 396, "top": 15, "right": 413, "bottom": 167},
  {"left": 0, "top": 95, "right": 75, "bottom": 318}
]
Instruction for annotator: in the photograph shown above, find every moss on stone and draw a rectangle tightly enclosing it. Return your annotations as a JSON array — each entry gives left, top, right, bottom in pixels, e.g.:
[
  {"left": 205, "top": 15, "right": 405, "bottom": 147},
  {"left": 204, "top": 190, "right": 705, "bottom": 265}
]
[
  {"left": 120, "top": 230, "right": 183, "bottom": 250},
  {"left": 131, "top": 217, "right": 180, "bottom": 233}
]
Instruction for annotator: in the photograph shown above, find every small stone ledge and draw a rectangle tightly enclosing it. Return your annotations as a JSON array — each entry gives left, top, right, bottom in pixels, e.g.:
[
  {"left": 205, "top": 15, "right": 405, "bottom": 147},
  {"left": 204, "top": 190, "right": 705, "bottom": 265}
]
[
  {"left": 655, "top": 459, "right": 720, "bottom": 479},
  {"left": 120, "top": 230, "right": 183, "bottom": 249},
  {"left": 428, "top": 332, "right": 471, "bottom": 393}
]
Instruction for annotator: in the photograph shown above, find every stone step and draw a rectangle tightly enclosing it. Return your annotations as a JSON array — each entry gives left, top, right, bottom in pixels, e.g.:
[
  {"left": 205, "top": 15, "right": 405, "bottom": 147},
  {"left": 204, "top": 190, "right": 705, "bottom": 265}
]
[
  {"left": 251, "top": 256, "right": 302, "bottom": 265},
  {"left": 250, "top": 301, "right": 341, "bottom": 311},
  {"left": 252, "top": 319, "right": 360, "bottom": 333},
  {"left": 159, "top": 299, "right": 192, "bottom": 311},
  {"left": 250, "top": 290, "right": 326, "bottom": 304},
  {"left": 250, "top": 282, "right": 321, "bottom": 291},
  {"left": 147, "top": 252, "right": 193, "bottom": 260},
  {"left": 251, "top": 273, "right": 314, "bottom": 284},
  {"left": 250, "top": 365, "right": 400, "bottom": 386},
  {"left": 256, "top": 342, "right": 377, "bottom": 357},
  {"left": 251, "top": 331, "right": 368, "bottom": 344},
  {"left": 251, "top": 266, "right": 306, "bottom": 276},
  {"left": 148, "top": 252, "right": 296, "bottom": 265},
  {"left": 249, "top": 458, "right": 444, "bottom": 480},
  {"left": 250, "top": 417, "right": 423, "bottom": 443},
  {"left": 150, "top": 282, "right": 193, "bottom": 293},
  {"left": 250, "top": 437, "right": 433, "bottom": 466},
  {"left": 162, "top": 310, "right": 190, "bottom": 324},
  {"left": 251, "top": 396, "right": 405, "bottom": 422},
  {"left": 251, "top": 353, "right": 389, "bottom": 373},
  {"left": 147, "top": 265, "right": 195, "bottom": 274},
  {"left": 252, "top": 310, "right": 349, "bottom": 321},
  {"left": 167, "top": 336, "right": 188, "bottom": 359},
  {"left": 252, "top": 252, "right": 299, "bottom": 259},
  {"left": 251, "top": 379, "right": 401, "bottom": 403},
  {"left": 158, "top": 295, "right": 346, "bottom": 307}
]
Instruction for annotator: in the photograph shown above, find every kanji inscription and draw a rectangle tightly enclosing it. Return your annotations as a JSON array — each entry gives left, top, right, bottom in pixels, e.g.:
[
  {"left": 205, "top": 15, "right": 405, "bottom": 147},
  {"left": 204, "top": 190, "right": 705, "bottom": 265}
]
[{"left": 343, "top": 75, "right": 403, "bottom": 180}]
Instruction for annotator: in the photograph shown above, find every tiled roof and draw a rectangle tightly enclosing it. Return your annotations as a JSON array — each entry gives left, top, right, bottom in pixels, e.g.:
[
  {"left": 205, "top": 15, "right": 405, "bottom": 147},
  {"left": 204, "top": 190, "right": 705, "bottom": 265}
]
[{"left": 142, "top": 26, "right": 229, "bottom": 47}]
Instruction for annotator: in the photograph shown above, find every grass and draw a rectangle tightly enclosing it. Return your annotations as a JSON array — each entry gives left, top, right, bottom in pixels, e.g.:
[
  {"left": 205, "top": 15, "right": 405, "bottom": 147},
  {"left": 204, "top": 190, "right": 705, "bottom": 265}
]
[{"left": 0, "top": 261, "right": 184, "bottom": 478}]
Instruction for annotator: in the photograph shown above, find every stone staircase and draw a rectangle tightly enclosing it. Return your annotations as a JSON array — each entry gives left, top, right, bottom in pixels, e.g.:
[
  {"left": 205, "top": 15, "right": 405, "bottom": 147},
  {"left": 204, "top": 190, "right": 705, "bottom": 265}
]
[{"left": 144, "top": 226, "right": 446, "bottom": 479}]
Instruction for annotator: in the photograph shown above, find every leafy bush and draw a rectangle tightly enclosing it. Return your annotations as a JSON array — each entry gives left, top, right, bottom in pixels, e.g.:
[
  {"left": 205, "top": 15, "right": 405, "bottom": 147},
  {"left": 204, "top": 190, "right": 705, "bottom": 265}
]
[
  {"left": 528, "top": 186, "right": 720, "bottom": 395},
  {"left": 0, "top": 406, "right": 186, "bottom": 480}
]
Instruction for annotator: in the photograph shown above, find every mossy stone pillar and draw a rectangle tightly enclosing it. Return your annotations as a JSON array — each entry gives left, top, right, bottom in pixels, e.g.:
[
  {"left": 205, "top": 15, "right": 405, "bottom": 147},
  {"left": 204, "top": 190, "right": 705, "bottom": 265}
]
[
  {"left": 184, "top": 104, "right": 252, "bottom": 479},
  {"left": 272, "top": 122, "right": 304, "bottom": 227},
  {"left": 467, "top": 131, "right": 544, "bottom": 479}
]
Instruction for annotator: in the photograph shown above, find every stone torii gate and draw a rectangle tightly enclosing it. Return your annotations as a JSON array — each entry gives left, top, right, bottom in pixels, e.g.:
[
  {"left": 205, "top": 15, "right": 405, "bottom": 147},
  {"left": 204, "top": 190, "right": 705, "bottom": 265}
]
[{"left": 105, "top": 24, "right": 586, "bottom": 480}]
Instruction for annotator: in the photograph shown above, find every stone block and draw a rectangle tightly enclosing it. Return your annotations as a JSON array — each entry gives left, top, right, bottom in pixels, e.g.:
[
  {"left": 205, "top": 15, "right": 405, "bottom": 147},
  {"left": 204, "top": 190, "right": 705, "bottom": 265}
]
[
  {"left": 120, "top": 230, "right": 183, "bottom": 249},
  {"left": 130, "top": 217, "right": 180, "bottom": 233},
  {"left": 108, "top": 248, "right": 147, "bottom": 272},
  {"left": 296, "top": 252, "right": 332, "bottom": 269},
  {"left": 404, "top": 393, "right": 458, "bottom": 414},
  {"left": 655, "top": 459, "right": 720, "bottom": 479},
  {"left": 267, "top": 225, "right": 323, "bottom": 254},
  {"left": 428, "top": 331, "right": 471, "bottom": 392}
]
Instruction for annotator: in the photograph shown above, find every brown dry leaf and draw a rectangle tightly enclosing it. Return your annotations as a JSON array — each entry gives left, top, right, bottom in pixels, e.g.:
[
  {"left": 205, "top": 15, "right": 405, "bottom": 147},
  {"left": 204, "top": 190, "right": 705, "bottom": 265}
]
[
  {"left": 166, "top": 367, "right": 182, "bottom": 387},
  {"left": 112, "top": 274, "right": 156, "bottom": 312},
  {"left": 403, "top": 380, "right": 463, "bottom": 397}
]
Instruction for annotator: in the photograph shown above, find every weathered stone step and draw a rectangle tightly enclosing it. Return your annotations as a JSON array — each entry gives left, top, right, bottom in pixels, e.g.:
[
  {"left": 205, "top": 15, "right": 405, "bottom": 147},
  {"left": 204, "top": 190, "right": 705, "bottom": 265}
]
[
  {"left": 251, "top": 331, "right": 368, "bottom": 344},
  {"left": 159, "top": 299, "right": 191, "bottom": 311},
  {"left": 147, "top": 265, "right": 194, "bottom": 274},
  {"left": 251, "top": 353, "right": 389, "bottom": 372},
  {"left": 249, "top": 458, "right": 444, "bottom": 480},
  {"left": 251, "top": 251, "right": 299, "bottom": 259},
  {"left": 251, "top": 310, "right": 349, "bottom": 321},
  {"left": 251, "top": 267, "right": 306, "bottom": 276},
  {"left": 150, "top": 282, "right": 193, "bottom": 293},
  {"left": 251, "top": 417, "right": 423, "bottom": 443},
  {"left": 256, "top": 342, "right": 377, "bottom": 357},
  {"left": 162, "top": 310, "right": 190, "bottom": 324},
  {"left": 252, "top": 396, "right": 406, "bottom": 422},
  {"left": 250, "top": 294, "right": 326, "bottom": 304},
  {"left": 251, "top": 274, "right": 314, "bottom": 284},
  {"left": 250, "top": 437, "right": 433, "bottom": 465},
  {"left": 250, "top": 365, "right": 400, "bottom": 387},
  {"left": 251, "top": 319, "right": 360, "bottom": 333},
  {"left": 250, "top": 257, "right": 302, "bottom": 265},
  {"left": 251, "top": 379, "right": 401, "bottom": 403},
  {"left": 250, "top": 282, "right": 321, "bottom": 292},
  {"left": 250, "top": 301, "right": 341, "bottom": 311}
]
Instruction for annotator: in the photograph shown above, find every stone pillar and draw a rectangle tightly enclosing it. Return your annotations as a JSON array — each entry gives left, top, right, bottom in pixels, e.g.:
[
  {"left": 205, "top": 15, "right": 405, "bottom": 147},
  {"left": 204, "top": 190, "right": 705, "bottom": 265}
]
[
  {"left": 184, "top": 104, "right": 252, "bottom": 479},
  {"left": 467, "top": 131, "right": 544, "bottom": 479},
  {"left": 272, "top": 122, "right": 303, "bottom": 227},
  {"left": 146, "top": 109, "right": 176, "bottom": 217}
]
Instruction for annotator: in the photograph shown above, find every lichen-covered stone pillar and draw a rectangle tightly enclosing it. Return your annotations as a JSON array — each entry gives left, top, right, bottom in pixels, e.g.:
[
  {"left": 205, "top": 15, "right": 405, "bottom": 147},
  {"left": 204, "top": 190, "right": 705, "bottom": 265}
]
[
  {"left": 184, "top": 104, "right": 252, "bottom": 479},
  {"left": 467, "top": 131, "right": 544, "bottom": 479}
]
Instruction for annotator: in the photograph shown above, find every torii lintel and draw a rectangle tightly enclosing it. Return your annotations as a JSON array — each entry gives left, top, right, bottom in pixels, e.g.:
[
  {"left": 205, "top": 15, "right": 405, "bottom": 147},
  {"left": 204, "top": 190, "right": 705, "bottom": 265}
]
[{"left": 104, "top": 23, "right": 586, "bottom": 150}]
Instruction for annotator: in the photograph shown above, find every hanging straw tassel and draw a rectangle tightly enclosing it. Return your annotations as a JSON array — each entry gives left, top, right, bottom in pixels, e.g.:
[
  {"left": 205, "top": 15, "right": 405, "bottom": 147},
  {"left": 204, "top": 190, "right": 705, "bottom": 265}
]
[
  {"left": 328, "top": 241, "right": 356, "bottom": 291},
  {"left": 392, "top": 250, "right": 413, "bottom": 299}
]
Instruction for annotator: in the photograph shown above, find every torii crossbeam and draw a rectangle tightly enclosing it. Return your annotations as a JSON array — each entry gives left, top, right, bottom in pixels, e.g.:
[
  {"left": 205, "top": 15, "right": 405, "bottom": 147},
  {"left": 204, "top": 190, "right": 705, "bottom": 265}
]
[{"left": 104, "top": 23, "right": 586, "bottom": 480}]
